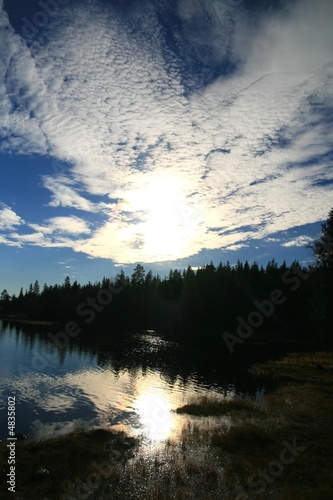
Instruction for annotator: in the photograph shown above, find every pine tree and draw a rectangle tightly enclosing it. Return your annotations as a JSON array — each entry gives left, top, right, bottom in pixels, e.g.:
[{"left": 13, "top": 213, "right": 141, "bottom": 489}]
[
  {"left": 131, "top": 264, "right": 145, "bottom": 286},
  {"left": 310, "top": 208, "right": 333, "bottom": 268},
  {"left": 33, "top": 280, "right": 40, "bottom": 295}
]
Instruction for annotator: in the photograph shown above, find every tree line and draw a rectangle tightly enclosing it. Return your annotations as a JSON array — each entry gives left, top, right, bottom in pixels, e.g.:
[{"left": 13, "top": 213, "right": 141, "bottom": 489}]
[{"left": 1, "top": 209, "right": 333, "bottom": 347}]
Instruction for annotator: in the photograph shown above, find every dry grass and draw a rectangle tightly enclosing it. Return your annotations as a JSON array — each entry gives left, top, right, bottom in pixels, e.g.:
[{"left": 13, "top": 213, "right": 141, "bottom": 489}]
[{"left": 175, "top": 394, "right": 260, "bottom": 417}]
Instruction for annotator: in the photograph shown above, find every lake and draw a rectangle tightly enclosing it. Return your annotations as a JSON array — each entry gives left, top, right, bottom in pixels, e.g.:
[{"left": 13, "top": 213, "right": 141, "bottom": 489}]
[{"left": 0, "top": 320, "right": 271, "bottom": 447}]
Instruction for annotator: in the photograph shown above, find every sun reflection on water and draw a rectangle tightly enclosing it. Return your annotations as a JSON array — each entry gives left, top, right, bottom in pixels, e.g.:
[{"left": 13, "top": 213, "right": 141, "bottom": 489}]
[{"left": 134, "top": 390, "right": 174, "bottom": 442}]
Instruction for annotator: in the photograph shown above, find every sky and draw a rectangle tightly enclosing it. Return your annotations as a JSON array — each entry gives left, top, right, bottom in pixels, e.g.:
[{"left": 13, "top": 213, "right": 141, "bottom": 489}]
[{"left": 0, "top": 0, "right": 333, "bottom": 295}]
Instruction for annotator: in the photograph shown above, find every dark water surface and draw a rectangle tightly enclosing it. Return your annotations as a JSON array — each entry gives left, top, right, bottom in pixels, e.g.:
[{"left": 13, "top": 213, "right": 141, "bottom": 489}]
[{"left": 0, "top": 320, "right": 275, "bottom": 445}]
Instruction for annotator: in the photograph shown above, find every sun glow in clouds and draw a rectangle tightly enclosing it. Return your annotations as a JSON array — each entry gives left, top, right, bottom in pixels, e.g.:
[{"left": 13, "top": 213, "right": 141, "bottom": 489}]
[
  {"left": 116, "top": 174, "right": 202, "bottom": 262},
  {"left": 76, "top": 172, "right": 207, "bottom": 263}
]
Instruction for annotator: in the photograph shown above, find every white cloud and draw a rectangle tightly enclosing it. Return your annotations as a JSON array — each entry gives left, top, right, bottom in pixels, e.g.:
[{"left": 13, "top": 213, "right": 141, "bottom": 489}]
[
  {"left": 8, "top": 230, "right": 86, "bottom": 249},
  {"left": 0, "top": 0, "right": 332, "bottom": 262},
  {"left": 42, "top": 176, "right": 97, "bottom": 212},
  {"left": 0, "top": 235, "right": 21, "bottom": 247},
  {"left": 0, "top": 204, "right": 24, "bottom": 231},
  {"left": 282, "top": 235, "right": 314, "bottom": 248},
  {"left": 0, "top": 204, "right": 90, "bottom": 249},
  {"left": 6, "top": 215, "right": 90, "bottom": 249},
  {"left": 29, "top": 216, "right": 91, "bottom": 235}
]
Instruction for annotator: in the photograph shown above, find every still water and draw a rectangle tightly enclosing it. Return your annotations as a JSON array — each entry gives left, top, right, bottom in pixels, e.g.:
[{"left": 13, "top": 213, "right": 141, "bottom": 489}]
[{"left": 0, "top": 320, "right": 267, "bottom": 445}]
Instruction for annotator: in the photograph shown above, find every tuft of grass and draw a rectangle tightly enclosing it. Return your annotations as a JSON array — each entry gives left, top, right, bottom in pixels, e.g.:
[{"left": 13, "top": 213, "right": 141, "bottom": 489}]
[{"left": 175, "top": 395, "right": 259, "bottom": 416}]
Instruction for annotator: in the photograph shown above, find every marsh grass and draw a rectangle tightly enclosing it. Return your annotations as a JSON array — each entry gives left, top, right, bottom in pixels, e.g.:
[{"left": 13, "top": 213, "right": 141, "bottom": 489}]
[
  {"left": 91, "top": 441, "right": 228, "bottom": 500},
  {"left": 175, "top": 394, "right": 260, "bottom": 417}
]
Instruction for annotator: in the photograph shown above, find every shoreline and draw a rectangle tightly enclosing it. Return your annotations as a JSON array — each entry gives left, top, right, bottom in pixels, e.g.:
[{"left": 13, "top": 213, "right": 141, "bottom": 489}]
[{"left": 0, "top": 316, "right": 61, "bottom": 327}]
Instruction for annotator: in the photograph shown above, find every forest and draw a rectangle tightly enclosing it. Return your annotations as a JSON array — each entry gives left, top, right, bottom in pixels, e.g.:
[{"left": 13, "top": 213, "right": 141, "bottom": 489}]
[{"left": 1, "top": 209, "right": 333, "bottom": 349}]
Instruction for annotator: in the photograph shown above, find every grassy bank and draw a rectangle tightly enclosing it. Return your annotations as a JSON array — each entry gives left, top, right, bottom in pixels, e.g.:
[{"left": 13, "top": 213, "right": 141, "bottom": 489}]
[{"left": 1, "top": 352, "right": 332, "bottom": 499}]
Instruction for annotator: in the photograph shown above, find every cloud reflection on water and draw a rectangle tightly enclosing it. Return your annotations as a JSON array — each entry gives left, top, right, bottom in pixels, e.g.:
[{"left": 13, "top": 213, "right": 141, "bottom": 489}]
[{"left": 0, "top": 323, "right": 238, "bottom": 445}]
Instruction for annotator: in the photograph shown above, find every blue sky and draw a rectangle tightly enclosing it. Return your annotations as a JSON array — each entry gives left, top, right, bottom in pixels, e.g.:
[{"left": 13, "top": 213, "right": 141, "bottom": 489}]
[{"left": 1, "top": 0, "right": 333, "bottom": 295}]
